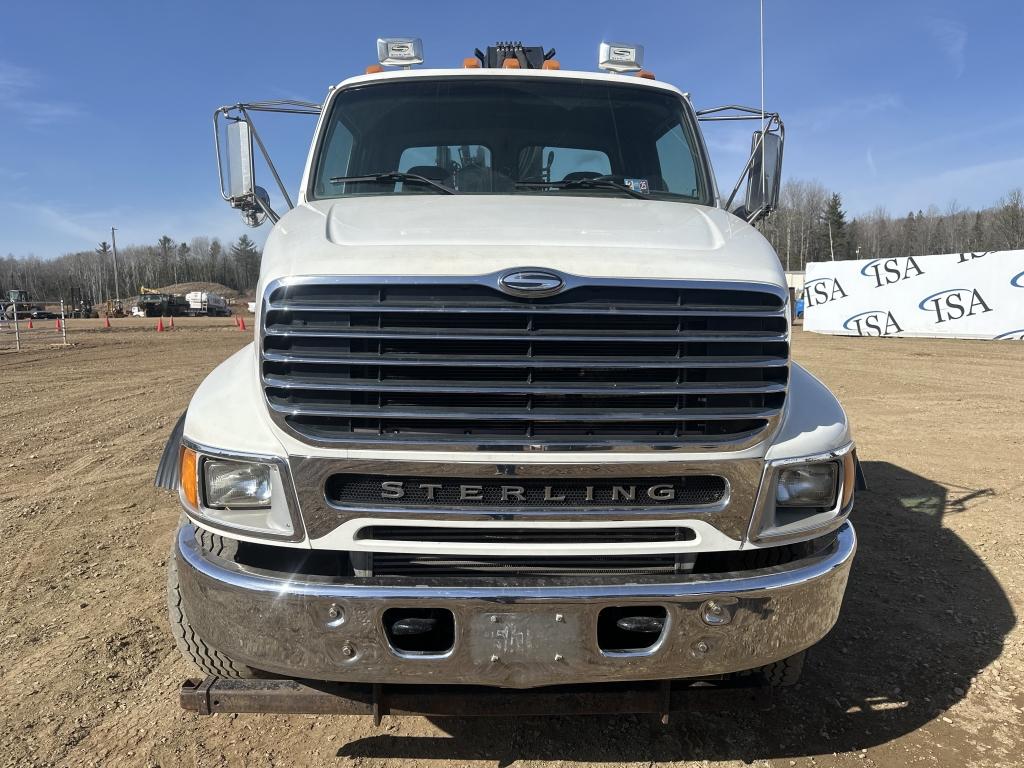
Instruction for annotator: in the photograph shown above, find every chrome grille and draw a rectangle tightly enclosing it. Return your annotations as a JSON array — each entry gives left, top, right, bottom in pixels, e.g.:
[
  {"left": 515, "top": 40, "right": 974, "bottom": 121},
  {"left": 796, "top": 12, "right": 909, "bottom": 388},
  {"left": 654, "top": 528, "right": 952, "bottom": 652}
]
[{"left": 261, "top": 276, "right": 789, "bottom": 450}]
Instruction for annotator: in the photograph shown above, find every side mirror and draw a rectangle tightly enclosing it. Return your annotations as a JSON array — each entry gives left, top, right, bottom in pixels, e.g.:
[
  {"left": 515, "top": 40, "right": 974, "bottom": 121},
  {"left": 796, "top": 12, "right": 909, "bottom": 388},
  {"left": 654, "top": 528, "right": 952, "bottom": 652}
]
[
  {"left": 225, "top": 120, "right": 255, "bottom": 201},
  {"left": 744, "top": 130, "right": 783, "bottom": 220}
]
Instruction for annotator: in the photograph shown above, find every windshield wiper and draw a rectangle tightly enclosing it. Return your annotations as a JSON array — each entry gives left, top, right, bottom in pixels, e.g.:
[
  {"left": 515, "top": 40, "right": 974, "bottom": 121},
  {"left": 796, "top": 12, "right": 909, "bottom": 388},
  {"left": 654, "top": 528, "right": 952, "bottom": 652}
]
[
  {"left": 329, "top": 171, "right": 459, "bottom": 195},
  {"left": 514, "top": 175, "right": 649, "bottom": 200}
]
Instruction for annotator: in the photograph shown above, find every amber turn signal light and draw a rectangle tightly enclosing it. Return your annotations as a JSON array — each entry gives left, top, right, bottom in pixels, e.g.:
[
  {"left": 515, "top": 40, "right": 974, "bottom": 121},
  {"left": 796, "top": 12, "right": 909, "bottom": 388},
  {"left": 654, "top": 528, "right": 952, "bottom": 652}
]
[
  {"left": 365, "top": 64, "right": 384, "bottom": 74},
  {"left": 180, "top": 447, "right": 199, "bottom": 510},
  {"left": 463, "top": 57, "right": 480, "bottom": 68},
  {"left": 841, "top": 451, "right": 856, "bottom": 509}
]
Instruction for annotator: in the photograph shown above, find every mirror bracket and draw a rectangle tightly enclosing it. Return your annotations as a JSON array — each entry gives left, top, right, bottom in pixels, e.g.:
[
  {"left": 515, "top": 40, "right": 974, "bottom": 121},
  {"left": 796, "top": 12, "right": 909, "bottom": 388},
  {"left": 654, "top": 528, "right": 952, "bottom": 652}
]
[
  {"left": 696, "top": 105, "right": 784, "bottom": 224},
  {"left": 213, "top": 100, "right": 321, "bottom": 226}
]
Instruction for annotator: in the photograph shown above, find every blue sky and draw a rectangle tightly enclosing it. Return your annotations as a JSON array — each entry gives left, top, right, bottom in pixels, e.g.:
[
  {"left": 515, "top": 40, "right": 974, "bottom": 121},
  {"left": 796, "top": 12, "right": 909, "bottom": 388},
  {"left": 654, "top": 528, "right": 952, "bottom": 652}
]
[{"left": 1, "top": 0, "right": 1021, "bottom": 258}]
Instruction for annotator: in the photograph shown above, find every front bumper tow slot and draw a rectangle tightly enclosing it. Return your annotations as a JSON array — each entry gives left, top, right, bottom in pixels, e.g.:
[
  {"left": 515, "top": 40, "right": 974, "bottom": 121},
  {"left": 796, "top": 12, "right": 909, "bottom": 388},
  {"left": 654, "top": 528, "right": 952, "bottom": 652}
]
[{"left": 180, "top": 676, "right": 772, "bottom": 725}]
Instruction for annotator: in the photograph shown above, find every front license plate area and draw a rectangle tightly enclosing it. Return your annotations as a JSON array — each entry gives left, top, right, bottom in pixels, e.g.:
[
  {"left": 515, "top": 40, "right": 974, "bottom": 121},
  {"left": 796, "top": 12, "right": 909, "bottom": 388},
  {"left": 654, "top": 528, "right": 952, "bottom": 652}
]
[{"left": 468, "top": 611, "right": 583, "bottom": 666}]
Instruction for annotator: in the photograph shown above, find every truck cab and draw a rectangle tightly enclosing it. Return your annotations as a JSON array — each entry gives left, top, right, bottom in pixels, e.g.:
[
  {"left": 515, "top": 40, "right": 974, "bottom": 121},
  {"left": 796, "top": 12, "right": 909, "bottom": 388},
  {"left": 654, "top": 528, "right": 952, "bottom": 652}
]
[{"left": 160, "top": 40, "right": 858, "bottom": 698}]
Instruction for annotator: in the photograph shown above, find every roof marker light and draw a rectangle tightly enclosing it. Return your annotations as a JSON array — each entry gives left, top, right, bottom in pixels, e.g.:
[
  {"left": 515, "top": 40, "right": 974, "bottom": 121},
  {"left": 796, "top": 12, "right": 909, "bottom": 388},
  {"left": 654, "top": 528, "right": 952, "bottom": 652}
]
[
  {"left": 376, "top": 37, "right": 424, "bottom": 69},
  {"left": 598, "top": 41, "right": 644, "bottom": 73}
]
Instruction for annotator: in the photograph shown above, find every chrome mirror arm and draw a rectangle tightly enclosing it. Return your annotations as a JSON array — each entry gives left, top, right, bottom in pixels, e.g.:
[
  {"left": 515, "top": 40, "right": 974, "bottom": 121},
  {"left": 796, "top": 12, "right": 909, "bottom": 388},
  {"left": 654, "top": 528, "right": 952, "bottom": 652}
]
[
  {"left": 696, "top": 105, "right": 784, "bottom": 222},
  {"left": 213, "top": 100, "right": 321, "bottom": 222}
]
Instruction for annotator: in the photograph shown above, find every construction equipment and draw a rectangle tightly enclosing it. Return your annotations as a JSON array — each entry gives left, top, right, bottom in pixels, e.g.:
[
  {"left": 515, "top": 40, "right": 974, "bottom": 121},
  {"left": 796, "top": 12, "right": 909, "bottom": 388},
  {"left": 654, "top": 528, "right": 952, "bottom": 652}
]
[
  {"left": 135, "top": 288, "right": 189, "bottom": 317},
  {"left": 105, "top": 298, "right": 127, "bottom": 318},
  {"left": 2, "top": 290, "right": 57, "bottom": 320}
]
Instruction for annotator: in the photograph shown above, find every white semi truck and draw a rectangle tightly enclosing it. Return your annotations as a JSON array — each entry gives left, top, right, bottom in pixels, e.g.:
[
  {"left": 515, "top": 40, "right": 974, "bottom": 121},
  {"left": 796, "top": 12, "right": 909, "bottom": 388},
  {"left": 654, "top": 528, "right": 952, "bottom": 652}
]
[{"left": 158, "top": 40, "right": 861, "bottom": 719}]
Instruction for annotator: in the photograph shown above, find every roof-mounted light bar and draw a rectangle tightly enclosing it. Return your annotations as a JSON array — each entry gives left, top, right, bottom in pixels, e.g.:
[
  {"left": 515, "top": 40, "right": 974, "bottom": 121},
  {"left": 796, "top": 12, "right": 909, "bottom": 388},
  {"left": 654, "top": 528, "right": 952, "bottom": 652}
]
[
  {"left": 598, "top": 41, "right": 644, "bottom": 73},
  {"left": 376, "top": 37, "right": 423, "bottom": 69}
]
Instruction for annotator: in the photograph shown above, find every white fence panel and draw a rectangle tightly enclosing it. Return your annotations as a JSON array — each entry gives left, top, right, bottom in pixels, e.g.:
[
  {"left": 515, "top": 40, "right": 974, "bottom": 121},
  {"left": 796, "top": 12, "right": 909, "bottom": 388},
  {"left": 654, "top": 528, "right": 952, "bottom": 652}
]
[{"left": 803, "top": 250, "right": 1024, "bottom": 340}]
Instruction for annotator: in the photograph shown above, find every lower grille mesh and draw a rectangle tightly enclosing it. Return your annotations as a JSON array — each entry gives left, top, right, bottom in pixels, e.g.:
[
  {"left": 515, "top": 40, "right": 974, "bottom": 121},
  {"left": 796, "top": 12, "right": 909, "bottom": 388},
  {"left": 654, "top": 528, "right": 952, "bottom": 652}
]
[{"left": 370, "top": 554, "right": 681, "bottom": 577}]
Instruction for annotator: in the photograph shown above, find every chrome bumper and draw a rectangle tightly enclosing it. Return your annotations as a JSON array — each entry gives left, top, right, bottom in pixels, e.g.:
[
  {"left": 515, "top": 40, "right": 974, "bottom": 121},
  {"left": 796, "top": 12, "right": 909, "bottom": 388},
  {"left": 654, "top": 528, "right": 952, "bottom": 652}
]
[{"left": 175, "top": 523, "right": 856, "bottom": 689}]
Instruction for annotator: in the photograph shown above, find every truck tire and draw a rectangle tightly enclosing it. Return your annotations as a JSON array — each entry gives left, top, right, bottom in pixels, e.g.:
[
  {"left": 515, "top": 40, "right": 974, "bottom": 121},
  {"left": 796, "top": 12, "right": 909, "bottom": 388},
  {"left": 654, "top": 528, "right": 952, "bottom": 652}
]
[
  {"left": 753, "top": 650, "right": 805, "bottom": 687},
  {"left": 166, "top": 542, "right": 261, "bottom": 679}
]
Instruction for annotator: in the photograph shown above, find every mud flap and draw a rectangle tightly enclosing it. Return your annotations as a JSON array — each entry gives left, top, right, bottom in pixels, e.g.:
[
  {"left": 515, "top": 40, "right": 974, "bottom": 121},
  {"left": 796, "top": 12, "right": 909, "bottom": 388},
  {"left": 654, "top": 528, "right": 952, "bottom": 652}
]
[
  {"left": 154, "top": 411, "right": 187, "bottom": 490},
  {"left": 854, "top": 454, "right": 868, "bottom": 491}
]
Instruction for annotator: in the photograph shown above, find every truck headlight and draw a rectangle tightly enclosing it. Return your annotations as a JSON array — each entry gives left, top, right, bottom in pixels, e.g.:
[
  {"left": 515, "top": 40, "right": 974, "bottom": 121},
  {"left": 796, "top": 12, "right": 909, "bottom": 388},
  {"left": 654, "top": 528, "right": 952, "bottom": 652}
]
[
  {"left": 205, "top": 460, "right": 273, "bottom": 508},
  {"left": 775, "top": 462, "right": 838, "bottom": 507},
  {"left": 753, "top": 448, "right": 856, "bottom": 543},
  {"left": 179, "top": 447, "right": 300, "bottom": 540}
]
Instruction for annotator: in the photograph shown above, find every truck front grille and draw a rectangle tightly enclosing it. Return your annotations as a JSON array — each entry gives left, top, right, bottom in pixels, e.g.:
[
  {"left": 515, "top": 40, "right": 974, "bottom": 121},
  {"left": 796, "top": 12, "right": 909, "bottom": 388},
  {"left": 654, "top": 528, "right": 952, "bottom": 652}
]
[{"left": 261, "top": 277, "right": 789, "bottom": 450}]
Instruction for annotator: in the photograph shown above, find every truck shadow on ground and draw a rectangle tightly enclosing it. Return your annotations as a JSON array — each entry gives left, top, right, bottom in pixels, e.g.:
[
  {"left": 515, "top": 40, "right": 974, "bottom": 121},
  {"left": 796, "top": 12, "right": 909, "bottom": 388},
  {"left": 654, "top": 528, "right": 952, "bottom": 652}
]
[{"left": 336, "top": 461, "right": 1014, "bottom": 763}]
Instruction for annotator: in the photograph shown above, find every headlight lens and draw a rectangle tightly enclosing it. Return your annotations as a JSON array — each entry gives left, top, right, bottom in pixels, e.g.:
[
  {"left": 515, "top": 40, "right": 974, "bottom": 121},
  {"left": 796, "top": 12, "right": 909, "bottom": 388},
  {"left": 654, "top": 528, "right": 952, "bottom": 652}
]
[
  {"left": 204, "top": 460, "right": 273, "bottom": 508},
  {"left": 775, "top": 462, "right": 838, "bottom": 507}
]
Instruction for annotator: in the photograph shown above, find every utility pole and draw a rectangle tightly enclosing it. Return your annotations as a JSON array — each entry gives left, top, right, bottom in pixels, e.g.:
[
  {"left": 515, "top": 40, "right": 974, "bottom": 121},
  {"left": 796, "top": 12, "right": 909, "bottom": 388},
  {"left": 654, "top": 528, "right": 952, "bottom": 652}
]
[
  {"left": 828, "top": 221, "right": 835, "bottom": 261},
  {"left": 110, "top": 226, "right": 121, "bottom": 303}
]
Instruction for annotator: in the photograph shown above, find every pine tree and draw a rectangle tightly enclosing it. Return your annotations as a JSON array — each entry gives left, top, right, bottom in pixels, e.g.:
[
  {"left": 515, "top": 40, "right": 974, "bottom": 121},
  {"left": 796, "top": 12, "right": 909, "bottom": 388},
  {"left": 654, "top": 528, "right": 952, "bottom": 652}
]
[
  {"left": 157, "top": 235, "right": 175, "bottom": 285},
  {"left": 177, "top": 242, "right": 191, "bottom": 285},
  {"left": 970, "top": 212, "right": 985, "bottom": 250},
  {"left": 209, "top": 238, "right": 223, "bottom": 285},
  {"left": 818, "top": 193, "right": 849, "bottom": 259},
  {"left": 230, "top": 234, "right": 261, "bottom": 290}
]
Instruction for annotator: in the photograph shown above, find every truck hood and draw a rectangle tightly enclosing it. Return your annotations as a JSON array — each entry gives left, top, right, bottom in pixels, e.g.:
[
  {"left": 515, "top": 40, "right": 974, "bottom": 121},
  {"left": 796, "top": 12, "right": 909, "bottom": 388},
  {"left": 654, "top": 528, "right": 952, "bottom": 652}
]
[{"left": 260, "top": 195, "right": 785, "bottom": 288}]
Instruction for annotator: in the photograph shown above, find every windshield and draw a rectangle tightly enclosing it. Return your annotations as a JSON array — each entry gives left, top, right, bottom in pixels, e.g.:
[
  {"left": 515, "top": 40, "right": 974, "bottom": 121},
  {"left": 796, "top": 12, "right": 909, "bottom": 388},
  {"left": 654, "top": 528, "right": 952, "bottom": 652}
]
[{"left": 310, "top": 77, "right": 712, "bottom": 204}]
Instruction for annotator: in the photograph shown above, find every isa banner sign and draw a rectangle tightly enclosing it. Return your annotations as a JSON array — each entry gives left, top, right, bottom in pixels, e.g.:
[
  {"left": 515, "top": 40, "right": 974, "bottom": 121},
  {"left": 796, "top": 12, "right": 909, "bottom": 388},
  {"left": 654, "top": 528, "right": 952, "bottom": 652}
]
[{"left": 804, "top": 250, "right": 1024, "bottom": 340}]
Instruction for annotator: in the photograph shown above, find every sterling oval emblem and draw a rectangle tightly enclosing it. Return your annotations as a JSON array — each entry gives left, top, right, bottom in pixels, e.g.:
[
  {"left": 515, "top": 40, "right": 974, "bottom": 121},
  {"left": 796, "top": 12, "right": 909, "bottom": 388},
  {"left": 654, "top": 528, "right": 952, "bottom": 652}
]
[{"left": 498, "top": 270, "right": 565, "bottom": 297}]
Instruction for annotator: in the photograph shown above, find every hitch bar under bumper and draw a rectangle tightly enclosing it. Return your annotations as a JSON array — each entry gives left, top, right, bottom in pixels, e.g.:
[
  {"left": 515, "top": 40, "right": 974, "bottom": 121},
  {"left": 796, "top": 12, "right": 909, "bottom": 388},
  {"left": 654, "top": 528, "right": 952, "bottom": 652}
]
[
  {"left": 180, "top": 676, "right": 773, "bottom": 722},
  {"left": 175, "top": 523, "right": 856, "bottom": 689}
]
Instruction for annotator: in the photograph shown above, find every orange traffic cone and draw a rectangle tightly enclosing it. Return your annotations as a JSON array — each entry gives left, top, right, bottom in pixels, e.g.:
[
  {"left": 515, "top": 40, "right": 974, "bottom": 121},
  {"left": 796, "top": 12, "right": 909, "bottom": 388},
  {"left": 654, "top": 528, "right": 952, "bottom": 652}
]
[
  {"left": 169, "top": 316, "right": 175, "bottom": 329},
  {"left": 27, "top": 318, "right": 33, "bottom": 329},
  {"left": 55, "top": 318, "right": 62, "bottom": 331},
  {"left": 157, "top": 317, "right": 165, "bottom": 332},
  {"left": 104, "top": 315, "right": 111, "bottom": 329},
  {"left": 238, "top": 316, "right": 247, "bottom": 331}
]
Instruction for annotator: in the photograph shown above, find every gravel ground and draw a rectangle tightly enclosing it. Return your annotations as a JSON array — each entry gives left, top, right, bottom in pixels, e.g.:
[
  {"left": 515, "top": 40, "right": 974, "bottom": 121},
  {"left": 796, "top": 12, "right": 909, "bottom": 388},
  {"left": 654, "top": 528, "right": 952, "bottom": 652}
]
[{"left": 1, "top": 317, "right": 1021, "bottom": 767}]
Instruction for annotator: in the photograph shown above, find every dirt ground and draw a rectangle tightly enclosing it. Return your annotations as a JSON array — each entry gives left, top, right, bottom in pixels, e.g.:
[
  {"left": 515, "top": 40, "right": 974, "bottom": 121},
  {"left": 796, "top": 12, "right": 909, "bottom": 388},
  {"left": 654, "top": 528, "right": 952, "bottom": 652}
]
[{"left": 1, "top": 317, "right": 1021, "bottom": 768}]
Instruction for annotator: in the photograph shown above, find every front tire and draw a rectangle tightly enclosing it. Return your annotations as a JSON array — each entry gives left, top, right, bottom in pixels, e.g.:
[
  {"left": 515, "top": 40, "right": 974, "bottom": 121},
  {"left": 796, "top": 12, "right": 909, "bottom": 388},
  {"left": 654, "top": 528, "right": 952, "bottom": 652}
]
[
  {"left": 166, "top": 535, "right": 261, "bottom": 679},
  {"left": 754, "top": 650, "right": 805, "bottom": 687}
]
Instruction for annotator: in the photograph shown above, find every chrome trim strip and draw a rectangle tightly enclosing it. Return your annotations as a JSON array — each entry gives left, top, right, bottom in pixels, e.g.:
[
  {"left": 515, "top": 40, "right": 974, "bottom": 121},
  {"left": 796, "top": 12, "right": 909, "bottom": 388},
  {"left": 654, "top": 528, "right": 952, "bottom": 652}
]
[
  {"left": 266, "top": 301, "right": 787, "bottom": 318},
  {"left": 267, "top": 402, "right": 780, "bottom": 422},
  {"left": 261, "top": 376, "right": 788, "bottom": 396}
]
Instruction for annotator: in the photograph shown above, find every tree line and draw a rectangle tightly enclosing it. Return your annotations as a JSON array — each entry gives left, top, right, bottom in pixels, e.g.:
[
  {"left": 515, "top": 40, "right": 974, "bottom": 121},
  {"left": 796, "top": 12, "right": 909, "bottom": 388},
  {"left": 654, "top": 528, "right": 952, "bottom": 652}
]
[
  {"left": 761, "top": 183, "right": 1024, "bottom": 271},
  {"left": 3, "top": 184, "right": 1024, "bottom": 301},
  {"left": 0, "top": 234, "right": 261, "bottom": 304}
]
